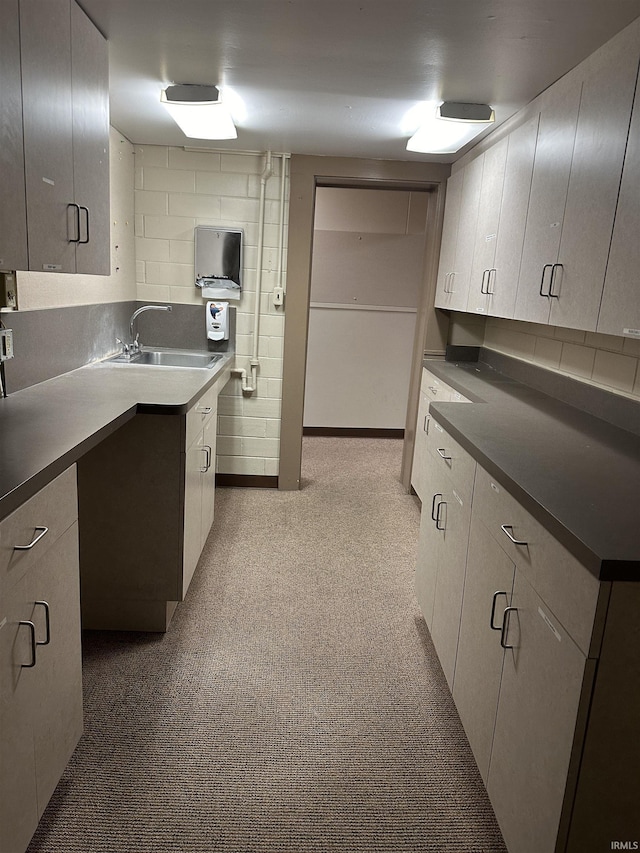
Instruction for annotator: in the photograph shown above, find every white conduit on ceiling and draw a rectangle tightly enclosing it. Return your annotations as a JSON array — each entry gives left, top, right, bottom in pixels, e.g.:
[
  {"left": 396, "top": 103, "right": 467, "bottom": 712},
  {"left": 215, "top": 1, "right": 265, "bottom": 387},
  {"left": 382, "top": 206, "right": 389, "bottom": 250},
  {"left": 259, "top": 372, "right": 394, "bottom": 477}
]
[{"left": 233, "top": 150, "right": 289, "bottom": 395}]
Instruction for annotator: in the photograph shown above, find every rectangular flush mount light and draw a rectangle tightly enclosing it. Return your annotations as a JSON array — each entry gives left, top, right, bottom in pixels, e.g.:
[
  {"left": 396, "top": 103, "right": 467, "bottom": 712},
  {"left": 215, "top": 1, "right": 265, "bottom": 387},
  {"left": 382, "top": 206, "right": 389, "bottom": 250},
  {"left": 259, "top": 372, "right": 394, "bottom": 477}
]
[
  {"left": 407, "top": 101, "right": 494, "bottom": 154},
  {"left": 161, "top": 84, "right": 237, "bottom": 140}
]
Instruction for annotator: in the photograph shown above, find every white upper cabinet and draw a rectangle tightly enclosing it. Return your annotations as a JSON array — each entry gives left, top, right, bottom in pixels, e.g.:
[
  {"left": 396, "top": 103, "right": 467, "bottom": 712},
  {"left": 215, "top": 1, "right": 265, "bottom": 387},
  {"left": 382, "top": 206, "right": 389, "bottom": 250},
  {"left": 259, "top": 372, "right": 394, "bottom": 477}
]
[
  {"left": 434, "top": 168, "right": 464, "bottom": 308},
  {"left": 435, "top": 18, "right": 640, "bottom": 334},
  {"left": 71, "top": 0, "right": 110, "bottom": 275},
  {"left": 435, "top": 157, "right": 484, "bottom": 312},
  {"left": 14, "top": 0, "right": 110, "bottom": 275},
  {"left": 465, "top": 138, "right": 508, "bottom": 316},
  {"left": 513, "top": 21, "right": 640, "bottom": 330},
  {"left": 547, "top": 22, "right": 640, "bottom": 331},
  {"left": 597, "top": 57, "right": 640, "bottom": 337},
  {"left": 488, "top": 115, "right": 539, "bottom": 319},
  {"left": 512, "top": 75, "right": 582, "bottom": 324},
  {"left": 0, "top": 0, "right": 28, "bottom": 272},
  {"left": 20, "top": 0, "right": 77, "bottom": 274}
]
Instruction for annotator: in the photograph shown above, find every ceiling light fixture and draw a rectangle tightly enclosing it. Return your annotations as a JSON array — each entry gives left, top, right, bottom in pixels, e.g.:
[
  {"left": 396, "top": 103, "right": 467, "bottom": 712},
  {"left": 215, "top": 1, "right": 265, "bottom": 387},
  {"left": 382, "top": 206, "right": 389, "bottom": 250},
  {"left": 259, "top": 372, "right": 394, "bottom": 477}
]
[
  {"left": 160, "top": 84, "right": 237, "bottom": 140},
  {"left": 406, "top": 101, "right": 495, "bottom": 154}
]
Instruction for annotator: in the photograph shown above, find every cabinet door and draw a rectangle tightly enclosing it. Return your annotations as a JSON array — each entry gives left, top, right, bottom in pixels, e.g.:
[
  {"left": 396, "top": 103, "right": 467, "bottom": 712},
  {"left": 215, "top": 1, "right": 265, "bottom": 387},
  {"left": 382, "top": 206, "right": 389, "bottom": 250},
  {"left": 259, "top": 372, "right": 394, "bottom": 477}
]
[
  {"left": 27, "top": 523, "right": 82, "bottom": 817},
  {"left": 513, "top": 76, "right": 582, "bottom": 324},
  {"left": 597, "top": 62, "right": 640, "bottom": 336},
  {"left": 414, "top": 448, "right": 444, "bottom": 628},
  {"left": 452, "top": 517, "right": 515, "bottom": 783},
  {"left": 0, "top": 0, "right": 28, "bottom": 271},
  {"left": 429, "top": 481, "right": 473, "bottom": 689},
  {"left": 434, "top": 169, "right": 464, "bottom": 307},
  {"left": 445, "top": 156, "right": 484, "bottom": 312},
  {"left": 71, "top": 0, "right": 110, "bottom": 275},
  {"left": 410, "top": 389, "right": 430, "bottom": 502},
  {"left": 466, "top": 139, "right": 508, "bottom": 316},
  {"left": 549, "top": 22, "right": 640, "bottom": 331},
  {"left": 487, "top": 571, "right": 590, "bottom": 853},
  {"left": 489, "top": 114, "right": 539, "bottom": 319},
  {"left": 20, "top": 0, "right": 76, "bottom": 274},
  {"left": 183, "top": 437, "right": 204, "bottom": 597},
  {"left": 200, "top": 415, "right": 217, "bottom": 549},
  {"left": 0, "top": 575, "right": 39, "bottom": 853}
]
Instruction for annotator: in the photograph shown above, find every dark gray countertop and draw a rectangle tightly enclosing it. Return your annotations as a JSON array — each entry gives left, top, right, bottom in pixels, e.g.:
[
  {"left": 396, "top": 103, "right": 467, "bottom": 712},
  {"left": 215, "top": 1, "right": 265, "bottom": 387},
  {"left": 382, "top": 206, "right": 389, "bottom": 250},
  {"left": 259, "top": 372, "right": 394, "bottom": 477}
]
[
  {"left": 423, "top": 358, "right": 640, "bottom": 581},
  {"left": 0, "top": 354, "right": 234, "bottom": 523}
]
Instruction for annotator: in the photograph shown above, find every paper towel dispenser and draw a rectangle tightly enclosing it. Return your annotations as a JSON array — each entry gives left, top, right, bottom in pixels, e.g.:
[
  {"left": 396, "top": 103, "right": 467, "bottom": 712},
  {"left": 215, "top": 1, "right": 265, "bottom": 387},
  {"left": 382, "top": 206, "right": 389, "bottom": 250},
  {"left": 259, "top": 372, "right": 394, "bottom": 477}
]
[{"left": 195, "top": 226, "right": 243, "bottom": 300}]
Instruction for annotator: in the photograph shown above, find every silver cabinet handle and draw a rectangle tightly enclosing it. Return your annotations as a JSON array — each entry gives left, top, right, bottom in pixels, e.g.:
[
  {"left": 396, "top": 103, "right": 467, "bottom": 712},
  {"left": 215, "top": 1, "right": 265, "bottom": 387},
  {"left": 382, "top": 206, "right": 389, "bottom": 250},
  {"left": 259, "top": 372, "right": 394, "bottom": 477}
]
[
  {"left": 19, "top": 621, "right": 37, "bottom": 668},
  {"left": 490, "top": 591, "right": 509, "bottom": 630},
  {"left": 500, "top": 524, "right": 527, "bottom": 546},
  {"left": 500, "top": 607, "right": 517, "bottom": 649},
  {"left": 480, "top": 269, "right": 491, "bottom": 294},
  {"left": 14, "top": 526, "right": 49, "bottom": 551},
  {"left": 549, "top": 262, "right": 563, "bottom": 297},
  {"left": 487, "top": 268, "right": 496, "bottom": 295},
  {"left": 197, "top": 406, "right": 213, "bottom": 415},
  {"left": 35, "top": 601, "right": 51, "bottom": 646},
  {"left": 79, "top": 206, "right": 90, "bottom": 244},
  {"left": 430, "top": 492, "right": 443, "bottom": 522},
  {"left": 200, "top": 445, "right": 212, "bottom": 473},
  {"left": 435, "top": 500, "right": 446, "bottom": 531},
  {"left": 539, "top": 263, "right": 553, "bottom": 297},
  {"left": 423, "top": 415, "right": 430, "bottom": 434},
  {"left": 428, "top": 386, "right": 438, "bottom": 395},
  {"left": 68, "top": 203, "right": 81, "bottom": 243},
  {"left": 437, "top": 448, "right": 452, "bottom": 461}
]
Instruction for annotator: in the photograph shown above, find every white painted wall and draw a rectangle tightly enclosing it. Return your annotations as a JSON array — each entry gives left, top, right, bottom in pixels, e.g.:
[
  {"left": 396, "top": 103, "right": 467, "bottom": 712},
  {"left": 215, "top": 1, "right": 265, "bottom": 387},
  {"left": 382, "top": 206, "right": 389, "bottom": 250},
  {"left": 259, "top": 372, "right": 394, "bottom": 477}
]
[
  {"left": 133, "top": 146, "right": 289, "bottom": 476},
  {"left": 304, "top": 187, "right": 427, "bottom": 429},
  {"left": 305, "top": 306, "right": 418, "bottom": 428}
]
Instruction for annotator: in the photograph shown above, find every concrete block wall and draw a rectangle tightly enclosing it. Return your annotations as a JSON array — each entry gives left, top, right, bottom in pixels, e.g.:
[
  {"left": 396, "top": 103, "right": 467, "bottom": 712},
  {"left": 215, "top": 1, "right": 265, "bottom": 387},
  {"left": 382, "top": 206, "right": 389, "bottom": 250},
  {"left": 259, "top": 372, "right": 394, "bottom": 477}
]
[
  {"left": 484, "top": 316, "right": 640, "bottom": 400},
  {"left": 134, "top": 146, "right": 289, "bottom": 477}
]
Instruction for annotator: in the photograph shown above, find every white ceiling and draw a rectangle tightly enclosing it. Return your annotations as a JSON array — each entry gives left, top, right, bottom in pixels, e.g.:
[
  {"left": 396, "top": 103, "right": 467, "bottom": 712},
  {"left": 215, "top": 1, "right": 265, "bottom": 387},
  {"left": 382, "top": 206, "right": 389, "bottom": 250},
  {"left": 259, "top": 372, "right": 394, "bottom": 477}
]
[{"left": 78, "top": 0, "right": 640, "bottom": 163}]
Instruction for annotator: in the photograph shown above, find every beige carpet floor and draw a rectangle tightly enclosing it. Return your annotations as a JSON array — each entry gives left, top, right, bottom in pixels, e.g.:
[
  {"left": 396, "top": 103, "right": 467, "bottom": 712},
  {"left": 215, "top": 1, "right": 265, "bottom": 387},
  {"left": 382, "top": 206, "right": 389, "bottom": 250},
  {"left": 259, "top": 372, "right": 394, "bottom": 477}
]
[{"left": 28, "top": 437, "right": 506, "bottom": 853}]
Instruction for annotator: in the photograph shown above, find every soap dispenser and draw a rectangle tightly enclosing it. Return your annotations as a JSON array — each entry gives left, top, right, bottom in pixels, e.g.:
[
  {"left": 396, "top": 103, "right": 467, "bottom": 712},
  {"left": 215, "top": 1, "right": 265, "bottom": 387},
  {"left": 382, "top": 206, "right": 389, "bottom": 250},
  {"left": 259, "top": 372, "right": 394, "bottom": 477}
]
[{"left": 206, "top": 301, "right": 229, "bottom": 341}]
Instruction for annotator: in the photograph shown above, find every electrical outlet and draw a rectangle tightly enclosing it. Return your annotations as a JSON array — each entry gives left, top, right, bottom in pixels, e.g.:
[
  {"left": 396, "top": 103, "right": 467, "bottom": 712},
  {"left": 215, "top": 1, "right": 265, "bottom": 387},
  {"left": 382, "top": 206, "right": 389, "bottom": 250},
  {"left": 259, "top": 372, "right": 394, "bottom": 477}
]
[
  {"left": 273, "top": 287, "right": 284, "bottom": 307},
  {"left": 0, "top": 271, "right": 18, "bottom": 310},
  {"left": 0, "top": 329, "right": 14, "bottom": 361}
]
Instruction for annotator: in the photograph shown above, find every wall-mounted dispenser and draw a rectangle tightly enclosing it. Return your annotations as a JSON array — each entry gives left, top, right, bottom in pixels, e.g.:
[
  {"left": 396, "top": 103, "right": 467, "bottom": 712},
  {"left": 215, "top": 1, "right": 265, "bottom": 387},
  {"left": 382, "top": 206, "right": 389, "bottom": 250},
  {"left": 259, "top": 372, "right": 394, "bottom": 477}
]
[
  {"left": 195, "top": 226, "right": 243, "bottom": 300},
  {"left": 206, "top": 301, "right": 229, "bottom": 341}
]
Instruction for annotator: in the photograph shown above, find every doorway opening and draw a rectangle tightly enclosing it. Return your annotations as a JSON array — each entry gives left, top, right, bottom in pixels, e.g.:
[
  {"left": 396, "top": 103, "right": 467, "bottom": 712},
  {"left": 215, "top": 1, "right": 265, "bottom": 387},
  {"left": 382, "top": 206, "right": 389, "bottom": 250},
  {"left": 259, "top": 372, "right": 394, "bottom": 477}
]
[
  {"left": 279, "top": 157, "right": 451, "bottom": 492},
  {"left": 303, "top": 185, "right": 429, "bottom": 446}
]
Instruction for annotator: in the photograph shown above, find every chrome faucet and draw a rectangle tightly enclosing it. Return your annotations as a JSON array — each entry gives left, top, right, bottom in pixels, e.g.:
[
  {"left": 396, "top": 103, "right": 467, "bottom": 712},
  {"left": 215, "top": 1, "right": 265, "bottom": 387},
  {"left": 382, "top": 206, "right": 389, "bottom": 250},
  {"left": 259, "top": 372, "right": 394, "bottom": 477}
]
[{"left": 118, "top": 304, "right": 173, "bottom": 357}]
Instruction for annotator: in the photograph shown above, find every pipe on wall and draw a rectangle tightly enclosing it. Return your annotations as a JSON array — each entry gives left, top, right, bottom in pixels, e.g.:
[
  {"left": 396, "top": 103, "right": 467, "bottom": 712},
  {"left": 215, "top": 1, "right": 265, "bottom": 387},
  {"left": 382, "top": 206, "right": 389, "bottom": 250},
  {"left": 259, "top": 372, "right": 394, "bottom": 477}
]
[{"left": 232, "top": 150, "right": 274, "bottom": 394}]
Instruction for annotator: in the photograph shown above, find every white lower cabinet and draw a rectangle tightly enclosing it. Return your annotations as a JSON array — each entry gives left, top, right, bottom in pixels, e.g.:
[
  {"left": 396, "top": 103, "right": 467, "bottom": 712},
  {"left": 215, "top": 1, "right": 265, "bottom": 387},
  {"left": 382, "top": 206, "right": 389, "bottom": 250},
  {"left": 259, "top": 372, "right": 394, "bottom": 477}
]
[
  {"left": 414, "top": 417, "right": 476, "bottom": 689},
  {"left": 183, "top": 395, "right": 217, "bottom": 597},
  {"left": 410, "top": 367, "right": 470, "bottom": 503},
  {"left": 0, "top": 466, "right": 82, "bottom": 853},
  {"left": 487, "top": 570, "right": 590, "bottom": 853},
  {"left": 413, "top": 420, "right": 640, "bottom": 852},
  {"left": 452, "top": 516, "right": 515, "bottom": 783}
]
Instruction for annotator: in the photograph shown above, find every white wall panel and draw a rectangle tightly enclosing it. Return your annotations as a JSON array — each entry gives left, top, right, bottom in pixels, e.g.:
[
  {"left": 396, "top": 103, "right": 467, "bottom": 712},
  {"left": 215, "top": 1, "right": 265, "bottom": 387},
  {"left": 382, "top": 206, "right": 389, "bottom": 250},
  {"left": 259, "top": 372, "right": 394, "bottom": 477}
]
[{"left": 304, "top": 306, "right": 417, "bottom": 428}]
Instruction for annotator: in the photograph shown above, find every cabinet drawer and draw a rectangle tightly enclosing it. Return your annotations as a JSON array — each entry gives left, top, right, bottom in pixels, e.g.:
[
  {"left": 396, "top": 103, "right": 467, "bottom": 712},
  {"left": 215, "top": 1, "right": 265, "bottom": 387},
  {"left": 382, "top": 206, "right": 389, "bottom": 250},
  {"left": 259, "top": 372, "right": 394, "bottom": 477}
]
[
  {"left": 421, "top": 368, "right": 453, "bottom": 402},
  {"left": 473, "top": 466, "right": 600, "bottom": 656},
  {"left": 186, "top": 384, "right": 218, "bottom": 448},
  {"left": 0, "top": 466, "right": 77, "bottom": 592},
  {"left": 427, "top": 419, "right": 476, "bottom": 503}
]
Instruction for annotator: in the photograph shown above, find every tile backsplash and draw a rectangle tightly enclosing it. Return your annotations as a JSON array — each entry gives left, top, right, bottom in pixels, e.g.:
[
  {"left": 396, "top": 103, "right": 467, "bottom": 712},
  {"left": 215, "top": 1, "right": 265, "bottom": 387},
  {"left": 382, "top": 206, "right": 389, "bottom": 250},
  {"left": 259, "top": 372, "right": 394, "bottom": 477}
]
[{"left": 483, "top": 317, "right": 640, "bottom": 399}]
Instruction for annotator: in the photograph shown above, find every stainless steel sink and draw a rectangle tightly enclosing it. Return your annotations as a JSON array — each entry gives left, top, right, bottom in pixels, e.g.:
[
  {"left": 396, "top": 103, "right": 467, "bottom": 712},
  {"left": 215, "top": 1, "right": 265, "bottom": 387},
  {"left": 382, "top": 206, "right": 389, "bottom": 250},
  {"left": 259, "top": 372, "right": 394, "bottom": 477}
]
[{"left": 108, "top": 349, "right": 223, "bottom": 369}]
